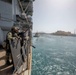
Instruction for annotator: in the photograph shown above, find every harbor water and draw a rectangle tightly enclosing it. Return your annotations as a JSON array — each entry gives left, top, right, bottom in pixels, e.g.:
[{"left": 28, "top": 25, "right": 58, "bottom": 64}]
[{"left": 32, "top": 35, "right": 76, "bottom": 75}]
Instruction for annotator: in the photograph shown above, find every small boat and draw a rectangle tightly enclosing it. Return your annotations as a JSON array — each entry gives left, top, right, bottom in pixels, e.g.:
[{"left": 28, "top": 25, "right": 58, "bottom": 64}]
[{"left": 34, "top": 32, "right": 39, "bottom": 37}]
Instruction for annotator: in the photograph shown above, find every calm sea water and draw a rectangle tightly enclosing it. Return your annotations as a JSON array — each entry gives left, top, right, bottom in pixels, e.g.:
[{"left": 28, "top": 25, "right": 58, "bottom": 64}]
[{"left": 32, "top": 35, "right": 76, "bottom": 75}]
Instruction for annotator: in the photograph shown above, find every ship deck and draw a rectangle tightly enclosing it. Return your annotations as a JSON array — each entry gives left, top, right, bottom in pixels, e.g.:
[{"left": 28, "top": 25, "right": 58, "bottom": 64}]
[
  {"left": 0, "top": 48, "right": 32, "bottom": 75},
  {"left": 0, "top": 49, "right": 13, "bottom": 75}
]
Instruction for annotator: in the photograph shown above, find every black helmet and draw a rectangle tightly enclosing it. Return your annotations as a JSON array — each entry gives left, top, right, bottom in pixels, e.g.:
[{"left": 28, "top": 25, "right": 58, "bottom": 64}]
[{"left": 11, "top": 26, "right": 19, "bottom": 33}]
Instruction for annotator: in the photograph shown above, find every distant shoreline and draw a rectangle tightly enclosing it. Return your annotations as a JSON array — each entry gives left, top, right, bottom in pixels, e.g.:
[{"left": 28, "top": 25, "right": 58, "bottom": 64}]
[
  {"left": 51, "top": 30, "right": 76, "bottom": 37},
  {"left": 33, "top": 31, "right": 76, "bottom": 37}
]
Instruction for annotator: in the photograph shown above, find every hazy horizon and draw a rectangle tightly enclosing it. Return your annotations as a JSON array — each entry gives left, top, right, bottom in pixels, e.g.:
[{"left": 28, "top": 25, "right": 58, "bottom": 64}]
[
  {"left": 33, "top": 0, "right": 76, "bottom": 33},
  {"left": 33, "top": 30, "right": 74, "bottom": 34}
]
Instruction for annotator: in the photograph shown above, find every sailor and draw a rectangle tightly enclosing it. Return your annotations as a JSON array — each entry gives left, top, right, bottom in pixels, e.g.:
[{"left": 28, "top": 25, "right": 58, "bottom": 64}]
[
  {"left": 18, "top": 26, "right": 29, "bottom": 46},
  {"left": 6, "top": 26, "right": 19, "bottom": 64}
]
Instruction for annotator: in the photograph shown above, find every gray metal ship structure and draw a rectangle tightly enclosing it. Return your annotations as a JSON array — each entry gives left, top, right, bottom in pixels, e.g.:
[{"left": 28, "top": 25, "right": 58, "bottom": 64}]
[{"left": 0, "top": 0, "right": 34, "bottom": 75}]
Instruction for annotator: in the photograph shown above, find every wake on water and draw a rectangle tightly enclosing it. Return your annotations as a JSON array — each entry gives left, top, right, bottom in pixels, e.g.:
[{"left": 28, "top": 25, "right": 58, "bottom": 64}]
[{"left": 32, "top": 35, "right": 76, "bottom": 75}]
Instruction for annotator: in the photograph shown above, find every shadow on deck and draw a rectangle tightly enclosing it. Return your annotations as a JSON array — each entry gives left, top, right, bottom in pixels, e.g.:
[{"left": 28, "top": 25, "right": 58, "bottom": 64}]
[{"left": 0, "top": 49, "right": 13, "bottom": 75}]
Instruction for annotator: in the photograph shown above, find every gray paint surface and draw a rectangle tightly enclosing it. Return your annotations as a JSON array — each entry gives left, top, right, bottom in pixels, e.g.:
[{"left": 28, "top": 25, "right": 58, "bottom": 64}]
[
  {"left": 0, "top": 28, "right": 3, "bottom": 44},
  {"left": 0, "top": 0, "right": 21, "bottom": 29},
  {"left": 0, "top": 0, "right": 21, "bottom": 44},
  {"left": 0, "top": 1, "right": 13, "bottom": 28}
]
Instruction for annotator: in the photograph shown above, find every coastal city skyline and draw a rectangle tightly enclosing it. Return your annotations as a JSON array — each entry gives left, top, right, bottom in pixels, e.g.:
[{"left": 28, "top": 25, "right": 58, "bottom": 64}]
[{"left": 33, "top": 0, "right": 76, "bottom": 33}]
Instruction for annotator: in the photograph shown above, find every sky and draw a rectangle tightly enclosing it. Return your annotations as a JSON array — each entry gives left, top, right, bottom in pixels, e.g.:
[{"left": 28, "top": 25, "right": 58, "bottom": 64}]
[{"left": 33, "top": 0, "right": 76, "bottom": 33}]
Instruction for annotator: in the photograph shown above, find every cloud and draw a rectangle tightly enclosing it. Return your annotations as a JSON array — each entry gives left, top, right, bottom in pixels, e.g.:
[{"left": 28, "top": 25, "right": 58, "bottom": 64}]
[
  {"left": 45, "top": 0, "right": 75, "bottom": 9},
  {"left": 33, "top": 0, "right": 76, "bottom": 33}
]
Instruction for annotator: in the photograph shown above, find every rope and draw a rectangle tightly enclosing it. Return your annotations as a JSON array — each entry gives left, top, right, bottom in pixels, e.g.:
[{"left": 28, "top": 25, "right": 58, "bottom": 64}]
[
  {"left": 17, "top": 0, "right": 32, "bottom": 25},
  {"left": 0, "top": 1, "right": 32, "bottom": 26},
  {"left": 24, "top": 2, "right": 30, "bottom": 12},
  {"left": 17, "top": 0, "right": 24, "bottom": 12}
]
